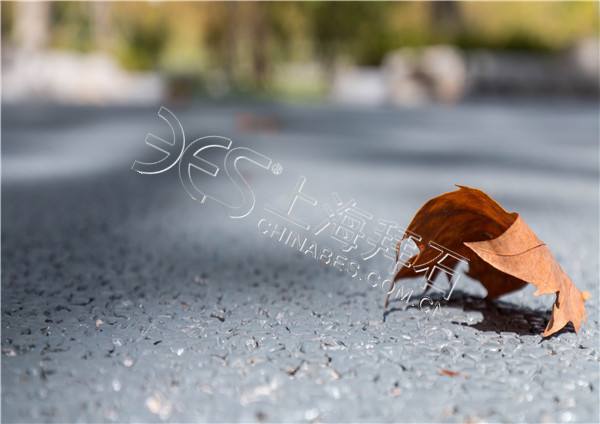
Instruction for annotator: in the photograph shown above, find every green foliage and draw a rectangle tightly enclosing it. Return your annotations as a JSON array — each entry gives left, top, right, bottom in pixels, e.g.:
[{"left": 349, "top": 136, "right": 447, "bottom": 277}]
[
  {"left": 112, "top": 4, "right": 169, "bottom": 71},
  {"left": 51, "top": 2, "right": 94, "bottom": 53},
  {"left": 1, "top": 2, "right": 14, "bottom": 39},
  {"left": 307, "top": 2, "right": 393, "bottom": 66},
  {"left": 115, "top": 19, "right": 167, "bottom": 71}
]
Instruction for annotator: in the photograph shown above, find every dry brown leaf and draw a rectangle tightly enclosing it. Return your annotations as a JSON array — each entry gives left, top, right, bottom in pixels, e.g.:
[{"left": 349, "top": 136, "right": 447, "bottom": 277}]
[
  {"left": 235, "top": 112, "right": 280, "bottom": 134},
  {"left": 389, "top": 185, "right": 586, "bottom": 337},
  {"left": 465, "top": 215, "right": 586, "bottom": 336},
  {"left": 388, "top": 185, "right": 525, "bottom": 303},
  {"left": 440, "top": 369, "right": 467, "bottom": 378}
]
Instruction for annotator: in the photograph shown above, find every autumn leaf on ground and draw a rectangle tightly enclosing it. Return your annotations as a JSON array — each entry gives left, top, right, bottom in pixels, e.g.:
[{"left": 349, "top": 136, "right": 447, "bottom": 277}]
[
  {"left": 388, "top": 185, "right": 586, "bottom": 337},
  {"left": 440, "top": 369, "right": 467, "bottom": 379}
]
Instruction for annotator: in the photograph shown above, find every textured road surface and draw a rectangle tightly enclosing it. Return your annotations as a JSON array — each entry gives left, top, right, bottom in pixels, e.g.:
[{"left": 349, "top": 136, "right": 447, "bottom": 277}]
[{"left": 2, "top": 101, "right": 599, "bottom": 423}]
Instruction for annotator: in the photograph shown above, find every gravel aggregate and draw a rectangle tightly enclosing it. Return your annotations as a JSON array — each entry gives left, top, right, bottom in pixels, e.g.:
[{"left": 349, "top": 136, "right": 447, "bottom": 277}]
[{"left": 2, "top": 101, "right": 599, "bottom": 423}]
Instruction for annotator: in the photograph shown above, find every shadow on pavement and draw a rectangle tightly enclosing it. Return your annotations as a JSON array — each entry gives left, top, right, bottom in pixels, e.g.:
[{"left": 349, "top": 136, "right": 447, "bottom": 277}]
[{"left": 384, "top": 289, "right": 577, "bottom": 338}]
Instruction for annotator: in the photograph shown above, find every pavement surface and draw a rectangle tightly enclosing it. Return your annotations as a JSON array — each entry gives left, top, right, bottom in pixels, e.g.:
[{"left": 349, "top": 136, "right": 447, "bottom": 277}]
[{"left": 2, "top": 100, "right": 599, "bottom": 423}]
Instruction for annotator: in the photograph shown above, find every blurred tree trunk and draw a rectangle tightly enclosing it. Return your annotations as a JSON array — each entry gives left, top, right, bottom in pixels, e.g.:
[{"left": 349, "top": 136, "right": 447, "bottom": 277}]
[
  {"left": 430, "top": 1, "right": 463, "bottom": 39},
  {"left": 225, "top": 2, "right": 237, "bottom": 85},
  {"left": 250, "top": 3, "right": 269, "bottom": 88},
  {"left": 91, "top": 1, "right": 112, "bottom": 51},
  {"left": 14, "top": 1, "right": 51, "bottom": 51}
]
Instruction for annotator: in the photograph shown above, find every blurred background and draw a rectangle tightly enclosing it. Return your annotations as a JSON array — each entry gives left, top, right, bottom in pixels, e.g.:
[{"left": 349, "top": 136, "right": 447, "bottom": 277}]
[{"left": 2, "top": 1, "right": 599, "bottom": 105}]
